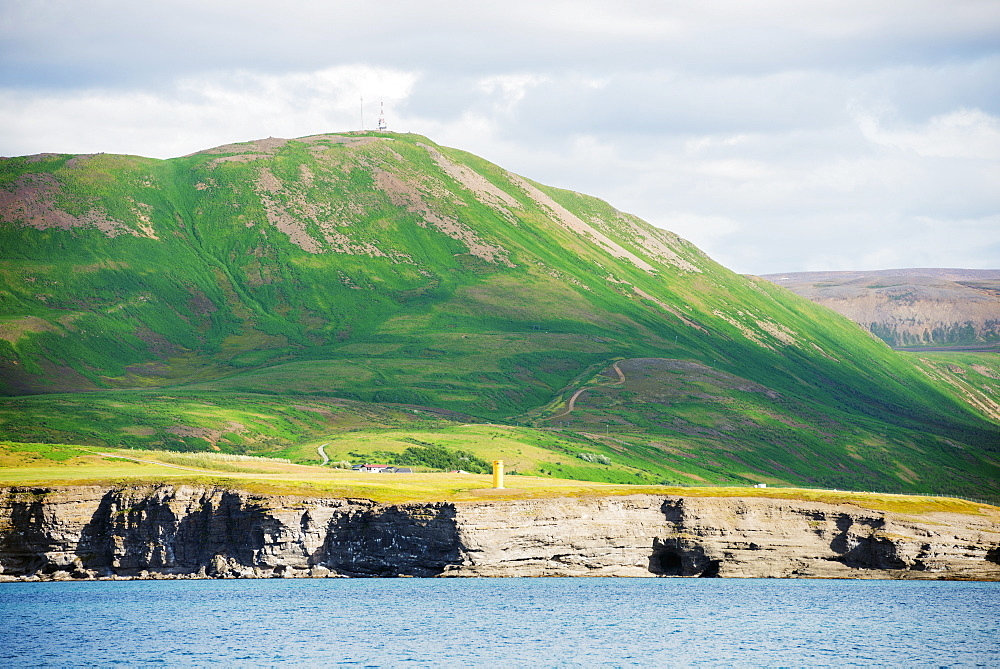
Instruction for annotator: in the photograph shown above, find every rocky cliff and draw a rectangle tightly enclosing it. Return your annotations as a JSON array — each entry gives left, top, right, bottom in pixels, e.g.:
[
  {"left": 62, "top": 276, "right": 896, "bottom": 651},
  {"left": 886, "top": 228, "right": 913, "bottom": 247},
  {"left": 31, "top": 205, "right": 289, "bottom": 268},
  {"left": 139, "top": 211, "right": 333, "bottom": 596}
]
[
  {"left": 763, "top": 269, "right": 1000, "bottom": 348},
  {"left": 2, "top": 485, "right": 998, "bottom": 581}
]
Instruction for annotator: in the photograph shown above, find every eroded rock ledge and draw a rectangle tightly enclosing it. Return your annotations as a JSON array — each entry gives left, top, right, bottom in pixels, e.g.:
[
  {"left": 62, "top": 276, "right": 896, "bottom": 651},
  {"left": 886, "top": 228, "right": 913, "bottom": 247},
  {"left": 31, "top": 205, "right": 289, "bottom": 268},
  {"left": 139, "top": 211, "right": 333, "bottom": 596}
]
[{"left": 1, "top": 485, "right": 998, "bottom": 581}]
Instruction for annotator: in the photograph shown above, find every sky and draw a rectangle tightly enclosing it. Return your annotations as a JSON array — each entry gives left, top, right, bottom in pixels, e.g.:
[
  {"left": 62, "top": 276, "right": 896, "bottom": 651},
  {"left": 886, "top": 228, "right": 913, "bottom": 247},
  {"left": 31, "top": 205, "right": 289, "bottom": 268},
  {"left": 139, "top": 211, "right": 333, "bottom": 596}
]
[{"left": 1, "top": 0, "right": 998, "bottom": 275}]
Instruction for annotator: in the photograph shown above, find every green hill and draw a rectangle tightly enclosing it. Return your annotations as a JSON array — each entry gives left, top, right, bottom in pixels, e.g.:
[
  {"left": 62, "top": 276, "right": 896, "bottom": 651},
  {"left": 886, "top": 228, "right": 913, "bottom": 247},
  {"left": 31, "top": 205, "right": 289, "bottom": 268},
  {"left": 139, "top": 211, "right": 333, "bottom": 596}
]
[{"left": 1, "top": 132, "right": 997, "bottom": 500}]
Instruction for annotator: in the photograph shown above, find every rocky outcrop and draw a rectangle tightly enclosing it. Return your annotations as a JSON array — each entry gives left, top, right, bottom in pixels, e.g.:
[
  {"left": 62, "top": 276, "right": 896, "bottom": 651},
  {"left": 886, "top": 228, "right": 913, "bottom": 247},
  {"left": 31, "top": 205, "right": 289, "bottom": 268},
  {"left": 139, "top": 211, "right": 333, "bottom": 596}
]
[
  {"left": 763, "top": 269, "right": 1000, "bottom": 348},
  {"left": 447, "top": 495, "right": 1000, "bottom": 579},
  {"left": 1, "top": 485, "right": 998, "bottom": 581}
]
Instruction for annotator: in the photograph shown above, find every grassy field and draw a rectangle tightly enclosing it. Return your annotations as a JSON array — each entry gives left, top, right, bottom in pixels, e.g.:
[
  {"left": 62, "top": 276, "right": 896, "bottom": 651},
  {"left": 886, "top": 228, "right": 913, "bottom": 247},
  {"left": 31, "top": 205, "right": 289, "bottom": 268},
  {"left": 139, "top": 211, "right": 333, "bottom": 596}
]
[
  {"left": 1, "top": 374, "right": 997, "bottom": 502},
  {"left": 0, "top": 391, "right": 444, "bottom": 452},
  {"left": 2, "top": 441, "right": 995, "bottom": 517}
]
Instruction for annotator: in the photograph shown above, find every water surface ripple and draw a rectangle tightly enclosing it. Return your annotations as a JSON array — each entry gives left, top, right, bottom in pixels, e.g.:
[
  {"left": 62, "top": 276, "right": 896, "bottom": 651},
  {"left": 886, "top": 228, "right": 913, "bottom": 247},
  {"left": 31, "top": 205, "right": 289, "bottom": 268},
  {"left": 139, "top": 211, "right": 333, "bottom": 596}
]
[{"left": 1, "top": 578, "right": 997, "bottom": 666}]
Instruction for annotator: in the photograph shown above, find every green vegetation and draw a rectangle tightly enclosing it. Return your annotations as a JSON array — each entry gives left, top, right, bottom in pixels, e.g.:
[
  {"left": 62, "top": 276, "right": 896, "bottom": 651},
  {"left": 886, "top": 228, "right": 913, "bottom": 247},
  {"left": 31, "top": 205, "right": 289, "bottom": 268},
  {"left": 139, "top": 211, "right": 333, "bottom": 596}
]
[
  {"left": 0, "top": 391, "right": 435, "bottom": 452},
  {"left": 0, "top": 132, "right": 997, "bottom": 502},
  {"left": 1, "top": 442, "right": 994, "bottom": 516},
  {"left": 362, "top": 444, "right": 492, "bottom": 474}
]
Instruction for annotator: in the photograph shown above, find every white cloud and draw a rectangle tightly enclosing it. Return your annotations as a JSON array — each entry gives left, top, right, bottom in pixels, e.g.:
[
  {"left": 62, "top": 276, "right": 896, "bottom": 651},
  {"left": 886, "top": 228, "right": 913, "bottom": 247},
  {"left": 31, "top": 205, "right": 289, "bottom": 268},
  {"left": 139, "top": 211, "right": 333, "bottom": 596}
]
[
  {"left": 651, "top": 212, "right": 742, "bottom": 243},
  {"left": 803, "top": 212, "right": 1000, "bottom": 272},
  {"left": 855, "top": 107, "right": 1000, "bottom": 159},
  {"left": 476, "top": 74, "right": 550, "bottom": 114},
  {"left": 0, "top": 1, "right": 997, "bottom": 273},
  {"left": 0, "top": 66, "right": 417, "bottom": 158}
]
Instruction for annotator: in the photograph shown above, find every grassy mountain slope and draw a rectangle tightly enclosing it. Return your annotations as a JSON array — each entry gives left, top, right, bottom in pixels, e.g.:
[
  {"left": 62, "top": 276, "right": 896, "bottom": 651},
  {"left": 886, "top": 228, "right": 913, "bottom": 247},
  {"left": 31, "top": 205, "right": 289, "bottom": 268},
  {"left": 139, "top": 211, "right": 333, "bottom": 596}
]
[{"left": 1, "top": 132, "right": 998, "bottom": 499}]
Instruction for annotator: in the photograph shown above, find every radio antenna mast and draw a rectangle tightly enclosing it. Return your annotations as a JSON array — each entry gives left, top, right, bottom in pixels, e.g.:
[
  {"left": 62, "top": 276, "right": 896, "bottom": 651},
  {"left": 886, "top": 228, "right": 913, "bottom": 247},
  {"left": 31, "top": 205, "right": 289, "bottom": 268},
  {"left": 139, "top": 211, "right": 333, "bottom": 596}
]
[
  {"left": 360, "top": 97, "right": 364, "bottom": 131},
  {"left": 377, "top": 99, "right": 387, "bottom": 132}
]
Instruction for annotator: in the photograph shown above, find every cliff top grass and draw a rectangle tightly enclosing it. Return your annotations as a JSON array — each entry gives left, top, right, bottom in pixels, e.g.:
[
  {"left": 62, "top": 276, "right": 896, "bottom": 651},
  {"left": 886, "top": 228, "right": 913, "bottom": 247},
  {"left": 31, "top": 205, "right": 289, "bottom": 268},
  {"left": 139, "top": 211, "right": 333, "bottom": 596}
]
[{"left": 1, "top": 441, "right": 996, "bottom": 518}]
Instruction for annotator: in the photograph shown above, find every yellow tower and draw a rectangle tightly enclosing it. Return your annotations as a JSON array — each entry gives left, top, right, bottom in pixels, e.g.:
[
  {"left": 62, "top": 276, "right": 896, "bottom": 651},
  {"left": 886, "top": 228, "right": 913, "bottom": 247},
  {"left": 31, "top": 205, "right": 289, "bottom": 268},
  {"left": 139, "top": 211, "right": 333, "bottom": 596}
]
[{"left": 492, "top": 460, "right": 504, "bottom": 489}]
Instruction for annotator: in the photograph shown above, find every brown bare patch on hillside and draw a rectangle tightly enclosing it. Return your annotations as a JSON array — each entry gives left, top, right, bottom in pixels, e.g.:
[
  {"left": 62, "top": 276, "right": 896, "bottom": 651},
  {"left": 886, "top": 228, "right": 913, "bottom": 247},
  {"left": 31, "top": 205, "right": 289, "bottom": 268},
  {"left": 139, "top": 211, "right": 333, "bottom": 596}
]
[
  {"left": 712, "top": 309, "right": 803, "bottom": 350},
  {"left": 72, "top": 260, "right": 130, "bottom": 273},
  {"left": 132, "top": 327, "right": 182, "bottom": 358},
  {"left": 972, "top": 364, "right": 998, "bottom": 379},
  {"left": 200, "top": 138, "right": 289, "bottom": 167},
  {"left": 373, "top": 168, "right": 514, "bottom": 267},
  {"left": 0, "top": 316, "right": 58, "bottom": 343},
  {"left": 613, "top": 211, "right": 701, "bottom": 273},
  {"left": 539, "top": 358, "right": 786, "bottom": 433},
  {"left": 122, "top": 426, "right": 156, "bottom": 436},
  {"left": 300, "top": 134, "right": 386, "bottom": 149},
  {"left": 186, "top": 289, "right": 218, "bottom": 317},
  {"left": 25, "top": 153, "right": 62, "bottom": 163},
  {"left": 0, "top": 174, "right": 145, "bottom": 238},
  {"left": 419, "top": 143, "right": 521, "bottom": 217},
  {"left": 254, "top": 166, "right": 390, "bottom": 257},
  {"left": 166, "top": 422, "right": 247, "bottom": 451},
  {"left": 0, "top": 357, "right": 99, "bottom": 394},
  {"left": 507, "top": 174, "right": 655, "bottom": 272}
]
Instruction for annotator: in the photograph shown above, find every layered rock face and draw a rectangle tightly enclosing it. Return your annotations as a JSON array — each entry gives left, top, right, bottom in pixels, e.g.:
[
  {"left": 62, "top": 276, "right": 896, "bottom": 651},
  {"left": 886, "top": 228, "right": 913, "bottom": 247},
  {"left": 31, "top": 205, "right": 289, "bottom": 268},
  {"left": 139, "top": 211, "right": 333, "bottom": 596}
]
[
  {"left": 763, "top": 269, "right": 1000, "bottom": 348},
  {"left": 448, "top": 495, "right": 1000, "bottom": 579},
  {"left": 1, "top": 486, "right": 998, "bottom": 581}
]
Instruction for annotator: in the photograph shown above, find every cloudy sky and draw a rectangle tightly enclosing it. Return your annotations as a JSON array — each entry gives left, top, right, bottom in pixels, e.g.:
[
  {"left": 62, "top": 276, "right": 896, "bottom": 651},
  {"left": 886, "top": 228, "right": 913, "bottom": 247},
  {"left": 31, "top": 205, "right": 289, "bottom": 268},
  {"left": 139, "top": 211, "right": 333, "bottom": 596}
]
[{"left": 2, "top": 1, "right": 998, "bottom": 274}]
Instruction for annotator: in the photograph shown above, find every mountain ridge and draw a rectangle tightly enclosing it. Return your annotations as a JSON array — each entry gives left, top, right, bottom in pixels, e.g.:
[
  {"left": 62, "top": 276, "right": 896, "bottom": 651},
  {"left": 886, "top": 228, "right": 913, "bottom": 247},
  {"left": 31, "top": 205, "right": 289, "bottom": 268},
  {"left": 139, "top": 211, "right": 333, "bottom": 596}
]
[
  {"left": 764, "top": 269, "right": 1000, "bottom": 349},
  {"left": 764, "top": 268, "right": 1000, "bottom": 281},
  {"left": 1, "top": 131, "right": 998, "bottom": 499}
]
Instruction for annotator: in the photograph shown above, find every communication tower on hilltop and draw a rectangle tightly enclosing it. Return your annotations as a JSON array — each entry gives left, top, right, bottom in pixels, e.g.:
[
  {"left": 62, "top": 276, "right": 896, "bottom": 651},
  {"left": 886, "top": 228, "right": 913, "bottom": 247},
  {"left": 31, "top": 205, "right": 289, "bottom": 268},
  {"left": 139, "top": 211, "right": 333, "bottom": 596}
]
[{"left": 377, "top": 99, "right": 388, "bottom": 132}]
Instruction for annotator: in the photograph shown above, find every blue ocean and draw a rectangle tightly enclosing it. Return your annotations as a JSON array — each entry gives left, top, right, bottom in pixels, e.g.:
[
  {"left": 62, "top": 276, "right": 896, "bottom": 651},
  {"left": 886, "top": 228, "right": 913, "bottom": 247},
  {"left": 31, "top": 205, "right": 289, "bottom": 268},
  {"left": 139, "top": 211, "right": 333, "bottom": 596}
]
[{"left": 1, "top": 578, "right": 997, "bottom": 666}]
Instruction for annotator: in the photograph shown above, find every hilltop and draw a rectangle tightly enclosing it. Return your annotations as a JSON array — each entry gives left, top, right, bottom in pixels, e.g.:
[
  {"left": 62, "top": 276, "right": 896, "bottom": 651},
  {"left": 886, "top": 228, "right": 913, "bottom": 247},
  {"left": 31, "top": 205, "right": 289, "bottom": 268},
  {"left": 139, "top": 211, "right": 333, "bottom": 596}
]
[{"left": 1, "top": 132, "right": 998, "bottom": 501}]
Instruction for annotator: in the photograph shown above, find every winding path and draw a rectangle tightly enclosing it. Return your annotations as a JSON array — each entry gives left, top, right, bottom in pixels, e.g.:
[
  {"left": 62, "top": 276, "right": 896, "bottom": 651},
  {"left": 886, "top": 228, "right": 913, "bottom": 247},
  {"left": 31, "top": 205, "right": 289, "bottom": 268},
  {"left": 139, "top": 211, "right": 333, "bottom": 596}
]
[
  {"left": 610, "top": 361, "right": 626, "bottom": 384},
  {"left": 549, "top": 387, "right": 588, "bottom": 420},
  {"left": 549, "top": 361, "right": 627, "bottom": 420},
  {"left": 317, "top": 442, "right": 330, "bottom": 466}
]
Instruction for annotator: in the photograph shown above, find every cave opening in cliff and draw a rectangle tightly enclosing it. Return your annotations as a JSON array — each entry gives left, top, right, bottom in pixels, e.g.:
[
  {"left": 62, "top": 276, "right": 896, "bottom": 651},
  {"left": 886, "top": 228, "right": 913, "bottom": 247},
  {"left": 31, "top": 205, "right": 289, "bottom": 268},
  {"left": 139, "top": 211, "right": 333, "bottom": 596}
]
[
  {"left": 698, "top": 560, "right": 721, "bottom": 578},
  {"left": 656, "top": 550, "right": 684, "bottom": 575}
]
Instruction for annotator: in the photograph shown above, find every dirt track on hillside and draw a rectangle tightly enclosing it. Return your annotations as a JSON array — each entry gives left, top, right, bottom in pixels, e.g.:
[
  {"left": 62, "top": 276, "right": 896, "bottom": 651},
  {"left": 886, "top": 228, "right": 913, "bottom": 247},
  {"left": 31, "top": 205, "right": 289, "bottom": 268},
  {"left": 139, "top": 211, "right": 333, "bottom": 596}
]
[{"left": 549, "top": 361, "right": 626, "bottom": 420}]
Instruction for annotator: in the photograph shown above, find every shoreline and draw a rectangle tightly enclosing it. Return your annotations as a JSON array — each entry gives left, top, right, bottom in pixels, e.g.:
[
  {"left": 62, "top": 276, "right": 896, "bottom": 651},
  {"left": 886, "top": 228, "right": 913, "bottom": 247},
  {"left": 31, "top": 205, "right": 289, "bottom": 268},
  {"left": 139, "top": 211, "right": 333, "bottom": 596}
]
[{"left": 2, "top": 484, "right": 998, "bottom": 583}]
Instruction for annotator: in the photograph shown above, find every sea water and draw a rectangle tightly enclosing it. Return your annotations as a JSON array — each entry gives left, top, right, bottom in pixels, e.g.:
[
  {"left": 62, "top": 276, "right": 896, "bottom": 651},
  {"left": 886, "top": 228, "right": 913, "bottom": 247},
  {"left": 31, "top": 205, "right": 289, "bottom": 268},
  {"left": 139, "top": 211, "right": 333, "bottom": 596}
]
[{"left": 1, "top": 578, "right": 997, "bottom": 666}]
